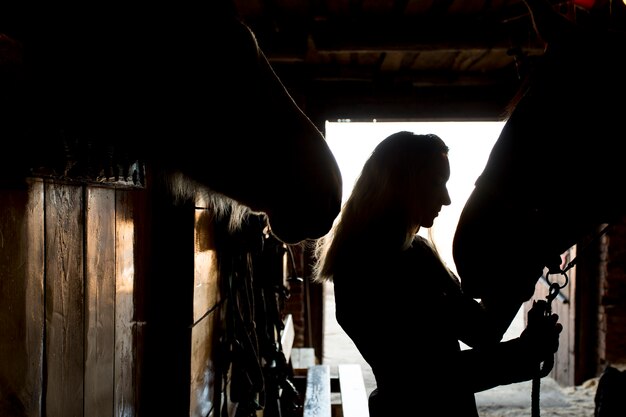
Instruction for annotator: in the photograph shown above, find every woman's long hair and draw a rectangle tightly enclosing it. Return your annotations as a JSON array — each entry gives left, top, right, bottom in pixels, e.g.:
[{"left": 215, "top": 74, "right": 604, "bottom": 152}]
[{"left": 313, "top": 131, "right": 449, "bottom": 282}]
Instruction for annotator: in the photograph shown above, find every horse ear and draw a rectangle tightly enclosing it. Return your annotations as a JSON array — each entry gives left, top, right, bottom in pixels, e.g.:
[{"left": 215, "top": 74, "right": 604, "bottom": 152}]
[{"left": 523, "top": 0, "right": 578, "bottom": 45}]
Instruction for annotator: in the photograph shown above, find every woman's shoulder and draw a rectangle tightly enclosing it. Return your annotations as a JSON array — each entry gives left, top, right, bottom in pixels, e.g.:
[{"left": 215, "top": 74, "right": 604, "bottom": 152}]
[
  {"left": 409, "top": 235, "right": 438, "bottom": 257},
  {"left": 411, "top": 234, "right": 430, "bottom": 248},
  {"left": 408, "top": 235, "right": 463, "bottom": 288}
]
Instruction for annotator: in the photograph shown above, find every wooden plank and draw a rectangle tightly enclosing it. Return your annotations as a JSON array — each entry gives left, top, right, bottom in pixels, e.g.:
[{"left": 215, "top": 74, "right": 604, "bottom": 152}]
[
  {"left": 114, "top": 189, "right": 138, "bottom": 416},
  {"left": 45, "top": 182, "right": 84, "bottom": 417},
  {"left": 193, "top": 208, "right": 219, "bottom": 323},
  {"left": 281, "top": 314, "right": 295, "bottom": 362},
  {"left": 338, "top": 364, "right": 370, "bottom": 417},
  {"left": 191, "top": 203, "right": 219, "bottom": 417},
  {"left": 0, "top": 179, "right": 45, "bottom": 416},
  {"left": 190, "top": 312, "right": 218, "bottom": 417},
  {"left": 85, "top": 187, "right": 116, "bottom": 417},
  {"left": 564, "top": 245, "right": 577, "bottom": 387},
  {"left": 303, "top": 365, "right": 331, "bottom": 417}
]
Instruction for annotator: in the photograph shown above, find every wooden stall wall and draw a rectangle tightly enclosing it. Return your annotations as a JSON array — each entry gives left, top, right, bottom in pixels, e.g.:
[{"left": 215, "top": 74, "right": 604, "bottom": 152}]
[
  {"left": 0, "top": 177, "right": 223, "bottom": 417},
  {"left": 1, "top": 175, "right": 293, "bottom": 417},
  {"left": 601, "top": 220, "right": 626, "bottom": 367},
  {"left": 0, "top": 178, "right": 149, "bottom": 417}
]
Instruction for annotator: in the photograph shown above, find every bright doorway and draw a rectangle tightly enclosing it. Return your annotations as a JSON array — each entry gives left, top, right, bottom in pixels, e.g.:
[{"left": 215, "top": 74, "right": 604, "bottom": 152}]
[{"left": 325, "top": 119, "right": 503, "bottom": 278}]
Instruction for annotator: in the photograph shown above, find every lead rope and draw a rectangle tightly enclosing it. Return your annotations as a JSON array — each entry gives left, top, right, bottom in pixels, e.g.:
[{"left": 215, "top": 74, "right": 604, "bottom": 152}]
[{"left": 530, "top": 223, "right": 613, "bottom": 417}]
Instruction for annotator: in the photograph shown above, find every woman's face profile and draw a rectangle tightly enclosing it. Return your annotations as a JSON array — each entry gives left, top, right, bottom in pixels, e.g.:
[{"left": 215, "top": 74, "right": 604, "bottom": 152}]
[{"left": 416, "top": 152, "right": 451, "bottom": 228}]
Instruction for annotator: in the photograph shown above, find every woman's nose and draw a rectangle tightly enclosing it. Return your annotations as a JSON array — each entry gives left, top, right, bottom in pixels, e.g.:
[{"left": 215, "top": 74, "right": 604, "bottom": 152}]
[{"left": 442, "top": 189, "right": 451, "bottom": 206}]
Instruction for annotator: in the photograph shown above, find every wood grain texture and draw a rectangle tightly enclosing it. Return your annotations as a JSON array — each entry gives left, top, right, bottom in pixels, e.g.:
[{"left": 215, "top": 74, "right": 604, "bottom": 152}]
[
  {"left": 303, "top": 365, "right": 331, "bottom": 417},
  {"left": 85, "top": 186, "right": 116, "bottom": 417},
  {"left": 0, "top": 179, "right": 44, "bottom": 416},
  {"left": 45, "top": 182, "right": 84, "bottom": 417},
  {"left": 115, "top": 188, "right": 147, "bottom": 417}
]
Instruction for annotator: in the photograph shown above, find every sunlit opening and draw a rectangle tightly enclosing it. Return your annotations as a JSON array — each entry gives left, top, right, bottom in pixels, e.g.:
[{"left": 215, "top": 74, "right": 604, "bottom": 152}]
[{"left": 325, "top": 119, "right": 504, "bottom": 276}]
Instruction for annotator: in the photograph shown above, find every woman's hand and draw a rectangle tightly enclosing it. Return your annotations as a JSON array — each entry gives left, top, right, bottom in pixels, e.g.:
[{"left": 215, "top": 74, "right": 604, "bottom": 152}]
[{"left": 520, "top": 300, "right": 563, "bottom": 363}]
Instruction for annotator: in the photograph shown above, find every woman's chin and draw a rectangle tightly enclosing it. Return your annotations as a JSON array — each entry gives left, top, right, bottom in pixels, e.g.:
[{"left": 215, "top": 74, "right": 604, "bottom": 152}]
[{"left": 421, "top": 219, "right": 435, "bottom": 228}]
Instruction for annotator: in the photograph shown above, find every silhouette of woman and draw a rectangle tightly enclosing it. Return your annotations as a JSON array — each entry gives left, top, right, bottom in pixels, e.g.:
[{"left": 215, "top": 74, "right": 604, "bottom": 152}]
[{"left": 314, "top": 131, "right": 562, "bottom": 416}]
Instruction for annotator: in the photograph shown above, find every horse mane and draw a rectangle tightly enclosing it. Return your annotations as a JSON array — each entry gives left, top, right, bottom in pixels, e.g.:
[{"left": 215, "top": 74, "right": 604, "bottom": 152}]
[{"left": 164, "top": 171, "right": 254, "bottom": 234}]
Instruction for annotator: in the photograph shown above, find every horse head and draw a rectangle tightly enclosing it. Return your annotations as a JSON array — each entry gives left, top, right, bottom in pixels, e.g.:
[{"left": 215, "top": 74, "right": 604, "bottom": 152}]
[
  {"left": 453, "top": 0, "right": 626, "bottom": 336},
  {"left": 0, "top": 3, "right": 342, "bottom": 245}
]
